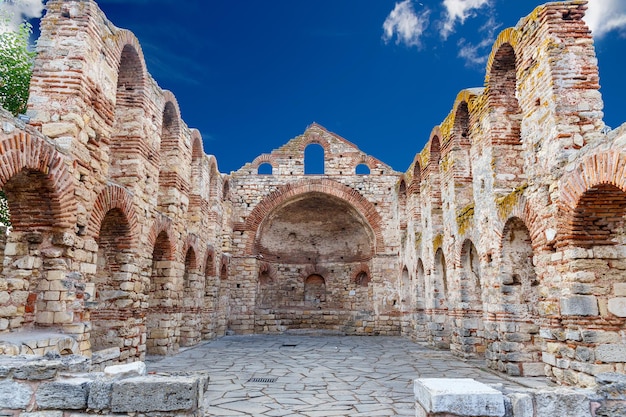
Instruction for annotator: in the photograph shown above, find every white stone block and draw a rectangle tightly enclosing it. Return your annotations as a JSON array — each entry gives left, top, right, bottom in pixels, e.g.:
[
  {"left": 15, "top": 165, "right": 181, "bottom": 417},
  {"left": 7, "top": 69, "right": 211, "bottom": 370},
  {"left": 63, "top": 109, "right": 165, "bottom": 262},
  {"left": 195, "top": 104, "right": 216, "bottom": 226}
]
[
  {"left": 104, "top": 361, "right": 146, "bottom": 378},
  {"left": 595, "top": 344, "right": 626, "bottom": 363},
  {"left": 560, "top": 296, "right": 599, "bottom": 316},
  {"left": 615, "top": 283, "right": 626, "bottom": 297},
  {"left": 414, "top": 378, "right": 505, "bottom": 416},
  {"left": 608, "top": 298, "right": 626, "bottom": 317}
]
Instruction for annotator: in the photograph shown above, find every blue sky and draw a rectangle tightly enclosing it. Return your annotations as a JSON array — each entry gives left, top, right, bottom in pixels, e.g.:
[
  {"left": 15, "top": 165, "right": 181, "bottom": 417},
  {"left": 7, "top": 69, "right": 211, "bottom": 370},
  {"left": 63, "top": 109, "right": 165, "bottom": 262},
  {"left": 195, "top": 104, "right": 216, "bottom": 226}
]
[{"left": 9, "top": 0, "right": 626, "bottom": 173}]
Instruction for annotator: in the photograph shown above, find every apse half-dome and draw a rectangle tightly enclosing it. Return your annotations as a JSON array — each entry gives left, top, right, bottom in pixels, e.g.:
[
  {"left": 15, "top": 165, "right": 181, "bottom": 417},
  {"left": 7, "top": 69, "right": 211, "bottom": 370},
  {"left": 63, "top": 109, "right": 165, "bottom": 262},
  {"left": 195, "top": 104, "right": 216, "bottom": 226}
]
[{"left": 255, "top": 192, "right": 375, "bottom": 263}]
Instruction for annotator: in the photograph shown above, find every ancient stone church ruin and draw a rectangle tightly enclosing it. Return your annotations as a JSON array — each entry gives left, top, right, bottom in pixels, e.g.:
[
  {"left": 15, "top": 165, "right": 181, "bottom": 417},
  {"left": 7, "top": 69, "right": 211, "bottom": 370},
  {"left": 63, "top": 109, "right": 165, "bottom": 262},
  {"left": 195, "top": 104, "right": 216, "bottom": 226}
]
[{"left": 1, "top": 0, "right": 625, "bottom": 404}]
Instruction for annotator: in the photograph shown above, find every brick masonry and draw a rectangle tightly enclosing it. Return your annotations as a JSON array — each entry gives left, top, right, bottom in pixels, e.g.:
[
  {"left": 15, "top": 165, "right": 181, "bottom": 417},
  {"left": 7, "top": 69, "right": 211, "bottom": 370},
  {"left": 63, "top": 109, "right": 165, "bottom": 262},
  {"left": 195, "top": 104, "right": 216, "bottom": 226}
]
[{"left": 0, "top": 0, "right": 624, "bottom": 388}]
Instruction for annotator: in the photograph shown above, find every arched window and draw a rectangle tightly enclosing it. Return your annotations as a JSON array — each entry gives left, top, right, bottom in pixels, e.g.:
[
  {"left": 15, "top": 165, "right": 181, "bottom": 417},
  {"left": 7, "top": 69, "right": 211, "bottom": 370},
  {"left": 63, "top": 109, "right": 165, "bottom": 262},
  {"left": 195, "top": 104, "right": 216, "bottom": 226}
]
[
  {"left": 355, "top": 164, "right": 370, "bottom": 175},
  {"left": 258, "top": 163, "right": 273, "bottom": 175},
  {"left": 304, "top": 143, "right": 324, "bottom": 174}
]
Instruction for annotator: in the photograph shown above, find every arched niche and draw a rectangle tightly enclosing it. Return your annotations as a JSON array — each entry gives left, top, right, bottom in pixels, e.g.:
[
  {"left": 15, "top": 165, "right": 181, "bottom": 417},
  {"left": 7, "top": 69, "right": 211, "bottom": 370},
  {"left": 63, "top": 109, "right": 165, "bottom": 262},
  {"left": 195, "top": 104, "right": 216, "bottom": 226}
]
[{"left": 255, "top": 192, "right": 375, "bottom": 264}]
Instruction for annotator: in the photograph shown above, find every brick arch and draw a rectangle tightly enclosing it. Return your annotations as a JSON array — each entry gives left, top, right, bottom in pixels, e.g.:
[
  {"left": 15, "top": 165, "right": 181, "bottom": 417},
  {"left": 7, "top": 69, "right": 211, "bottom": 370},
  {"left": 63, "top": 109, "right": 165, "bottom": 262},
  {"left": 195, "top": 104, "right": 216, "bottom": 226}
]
[
  {"left": 147, "top": 215, "right": 175, "bottom": 260},
  {"left": 397, "top": 176, "right": 407, "bottom": 195},
  {"left": 558, "top": 150, "right": 626, "bottom": 246},
  {"left": 421, "top": 127, "right": 443, "bottom": 168},
  {"left": 452, "top": 89, "right": 481, "bottom": 115},
  {"left": 298, "top": 130, "right": 332, "bottom": 153},
  {"left": 160, "top": 90, "right": 183, "bottom": 151},
  {"left": 484, "top": 28, "right": 521, "bottom": 89},
  {"left": 113, "top": 30, "right": 148, "bottom": 86},
  {"left": 219, "top": 254, "right": 230, "bottom": 280},
  {"left": 0, "top": 132, "right": 75, "bottom": 230},
  {"left": 425, "top": 128, "right": 444, "bottom": 220},
  {"left": 188, "top": 130, "right": 204, "bottom": 218},
  {"left": 243, "top": 179, "right": 385, "bottom": 255},
  {"left": 207, "top": 156, "right": 220, "bottom": 196},
  {"left": 87, "top": 184, "right": 138, "bottom": 246},
  {"left": 108, "top": 31, "right": 150, "bottom": 181},
  {"left": 159, "top": 90, "right": 183, "bottom": 169},
  {"left": 181, "top": 234, "right": 201, "bottom": 269},
  {"left": 451, "top": 100, "right": 471, "bottom": 147},
  {"left": 352, "top": 156, "right": 377, "bottom": 174},
  {"left": 204, "top": 246, "right": 216, "bottom": 277},
  {"left": 408, "top": 155, "right": 422, "bottom": 194},
  {"left": 111, "top": 30, "right": 148, "bottom": 113},
  {"left": 191, "top": 129, "right": 204, "bottom": 162},
  {"left": 351, "top": 263, "right": 371, "bottom": 286},
  {"left": 492, "top": 195, "right": 545, "bottom": 251},
  {"left": 447, "top": 91, "right": 477, "bottom": 212},
  {"left": 440, "top": 89, "right": 479, "bottom": 152},
  {"left": 251, "top": 154, "right": 276, "bottom": 170}
]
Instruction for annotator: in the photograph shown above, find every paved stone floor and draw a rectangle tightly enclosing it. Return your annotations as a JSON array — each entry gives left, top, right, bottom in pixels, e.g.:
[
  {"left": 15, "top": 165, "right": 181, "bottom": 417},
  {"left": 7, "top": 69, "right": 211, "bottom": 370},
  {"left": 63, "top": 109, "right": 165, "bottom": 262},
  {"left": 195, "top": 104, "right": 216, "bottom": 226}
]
[{"left": 146, "top": 334, "right": 548, "bottom": 416}]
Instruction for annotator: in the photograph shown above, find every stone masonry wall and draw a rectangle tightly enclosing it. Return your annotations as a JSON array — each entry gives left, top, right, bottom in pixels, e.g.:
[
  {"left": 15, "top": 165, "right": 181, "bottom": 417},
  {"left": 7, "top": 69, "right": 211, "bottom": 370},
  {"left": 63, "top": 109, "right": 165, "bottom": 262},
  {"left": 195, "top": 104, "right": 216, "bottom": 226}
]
[
  {"left": 0, "top": 0, "right": 228, "bottom": 362},
  {"left": 0, "top": 356, "right": 208, "bottom": 416},
  {"left": 399, "top": 0, "right": 626, "bottom": 387}
]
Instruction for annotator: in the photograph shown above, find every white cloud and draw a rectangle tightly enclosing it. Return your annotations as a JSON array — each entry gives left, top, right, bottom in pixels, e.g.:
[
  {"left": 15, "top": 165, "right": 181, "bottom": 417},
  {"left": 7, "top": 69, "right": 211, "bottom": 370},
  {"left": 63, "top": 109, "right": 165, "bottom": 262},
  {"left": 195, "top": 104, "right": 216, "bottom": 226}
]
[
  {"left": 441, "top": 0, "right": 491, "bottom": 39},
  {"left": 0, "top": 0, "right": 45, "bottom": 33},
  {"left": 382, "top": 0, "right": 430, "bottom": 48},
  {"left": 584, "top": 0, "right": 626, "bottom": 39},
  {"left": 456, "top": 16, "right": 500, "bottom": 67}
]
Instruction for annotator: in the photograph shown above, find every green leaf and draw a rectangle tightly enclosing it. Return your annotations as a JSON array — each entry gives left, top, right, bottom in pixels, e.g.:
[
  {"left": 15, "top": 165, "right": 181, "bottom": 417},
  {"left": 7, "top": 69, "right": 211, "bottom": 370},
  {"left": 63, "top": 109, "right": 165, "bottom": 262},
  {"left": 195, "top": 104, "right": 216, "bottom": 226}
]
[{"left": 0, "top": 19, "right": 35, "bottom": 116}]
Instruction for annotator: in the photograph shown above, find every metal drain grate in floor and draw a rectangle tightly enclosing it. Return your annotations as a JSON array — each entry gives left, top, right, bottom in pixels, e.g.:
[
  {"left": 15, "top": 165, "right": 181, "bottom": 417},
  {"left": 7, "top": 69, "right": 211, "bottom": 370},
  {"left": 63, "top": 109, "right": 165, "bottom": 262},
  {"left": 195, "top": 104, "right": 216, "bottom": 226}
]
[{"left": 247, "top": 377, "right": 277, "bottom": 383}]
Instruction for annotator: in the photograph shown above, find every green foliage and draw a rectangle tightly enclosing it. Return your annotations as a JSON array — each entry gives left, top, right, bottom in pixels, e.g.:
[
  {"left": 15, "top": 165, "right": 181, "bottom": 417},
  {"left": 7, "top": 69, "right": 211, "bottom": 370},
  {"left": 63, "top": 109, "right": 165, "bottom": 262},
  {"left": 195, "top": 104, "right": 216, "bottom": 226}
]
[
  {"left": 0, "top": 190, "right": 10, "bottom": 228},
  {"left": 0, "top": 15, "right": 35, "bottom": 116}
]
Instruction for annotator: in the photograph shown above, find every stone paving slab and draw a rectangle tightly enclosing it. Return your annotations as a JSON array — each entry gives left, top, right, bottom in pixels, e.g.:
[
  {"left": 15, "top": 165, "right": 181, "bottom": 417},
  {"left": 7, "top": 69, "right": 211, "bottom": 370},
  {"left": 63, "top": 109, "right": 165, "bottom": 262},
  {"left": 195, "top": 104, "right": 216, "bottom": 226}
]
[{"left": 146, "top": 335, "right": 548, "bottom": 416}]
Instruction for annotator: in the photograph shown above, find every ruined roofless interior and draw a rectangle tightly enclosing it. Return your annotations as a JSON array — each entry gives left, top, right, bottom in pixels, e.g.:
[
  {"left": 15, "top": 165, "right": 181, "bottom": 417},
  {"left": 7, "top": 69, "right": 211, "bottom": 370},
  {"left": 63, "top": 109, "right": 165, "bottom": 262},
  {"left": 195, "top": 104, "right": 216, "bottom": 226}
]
[{"left": 0, "top": 0, "right": 625, "bottom": 390}]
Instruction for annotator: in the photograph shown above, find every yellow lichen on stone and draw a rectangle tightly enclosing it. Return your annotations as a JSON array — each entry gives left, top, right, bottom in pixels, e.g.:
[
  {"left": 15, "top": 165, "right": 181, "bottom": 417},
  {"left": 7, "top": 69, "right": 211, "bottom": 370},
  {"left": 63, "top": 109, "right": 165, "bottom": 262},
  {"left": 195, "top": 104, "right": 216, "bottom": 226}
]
[
  {"left": 456, "top": 203, "right": 475, "bottom": 236},
  {"left": 495, "top": 183, "right": 528, "bottom": 220},
  {"left": 439, "top": 113, "right": 455, "bottom": 146},
  {"left": 432, "top": 233, "right": 443, "bottom": 252}
]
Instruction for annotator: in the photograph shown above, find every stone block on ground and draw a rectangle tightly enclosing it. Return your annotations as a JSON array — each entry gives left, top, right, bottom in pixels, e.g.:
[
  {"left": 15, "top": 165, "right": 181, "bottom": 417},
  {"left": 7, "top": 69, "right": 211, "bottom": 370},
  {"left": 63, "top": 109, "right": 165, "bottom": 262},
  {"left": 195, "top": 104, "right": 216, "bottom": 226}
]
[
  {"left": 414, "top": 378, "right": 505, "bottom": 416},
  {"left": 110, "top": 374, "right": 207, "bottom": 413}
]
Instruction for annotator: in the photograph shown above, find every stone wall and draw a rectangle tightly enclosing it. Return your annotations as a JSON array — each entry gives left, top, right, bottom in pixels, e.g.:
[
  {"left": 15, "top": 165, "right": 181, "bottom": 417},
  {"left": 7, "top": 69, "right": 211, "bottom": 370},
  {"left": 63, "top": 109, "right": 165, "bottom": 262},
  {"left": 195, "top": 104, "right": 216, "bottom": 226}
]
[
  {"left": 398, "top": 0, "right": 625, "bottom": 387},
  {"left": 228, "top": 124, "right": 404, "bottom": 335},
  {"left": 0, "top": 356, "right": 208, "bottom": 416},
  {"left": 0, "top": 0, "right": 624, "bottom": 389},
  {"left": 0, "top": 0, "right": 229, "bottom": 362}
]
